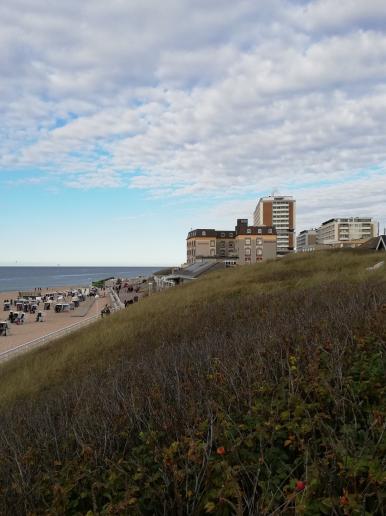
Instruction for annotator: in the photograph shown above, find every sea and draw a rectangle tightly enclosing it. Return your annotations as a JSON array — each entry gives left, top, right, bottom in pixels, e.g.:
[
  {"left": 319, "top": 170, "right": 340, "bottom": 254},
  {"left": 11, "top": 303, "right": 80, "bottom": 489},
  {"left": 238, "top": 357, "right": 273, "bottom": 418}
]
[{"left": 0, "top": 266, "right": 162, "bottom": 293}]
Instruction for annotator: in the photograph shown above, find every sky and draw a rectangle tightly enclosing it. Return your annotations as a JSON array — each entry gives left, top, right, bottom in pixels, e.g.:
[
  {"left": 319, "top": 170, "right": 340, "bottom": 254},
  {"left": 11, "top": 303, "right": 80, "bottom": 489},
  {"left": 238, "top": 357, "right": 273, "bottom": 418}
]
[{"left": 1, "top": 0, "right": 386, "bottom": 266}]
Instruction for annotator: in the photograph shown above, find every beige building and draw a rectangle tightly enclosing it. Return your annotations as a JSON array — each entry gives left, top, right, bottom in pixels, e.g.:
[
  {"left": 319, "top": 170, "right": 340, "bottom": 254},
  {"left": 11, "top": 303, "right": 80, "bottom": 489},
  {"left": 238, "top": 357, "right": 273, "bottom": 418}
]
[
  {"left": 317, "top": 218, "right": 378, "bottom": 247},
  {"left": 186, "top": 229, "right": 217, "bottom": 264},
  {"left": 253, "top": 196, "right": 296, "bottom": 255},
  {"left": 186, "top": 219, "right": 277, "bottom": 265},
  {"left": 216, "top": 230, "right": 237, "bottom": 259},
  {"left": 235, "top": 219, "right": 277, "bottom": 264}
]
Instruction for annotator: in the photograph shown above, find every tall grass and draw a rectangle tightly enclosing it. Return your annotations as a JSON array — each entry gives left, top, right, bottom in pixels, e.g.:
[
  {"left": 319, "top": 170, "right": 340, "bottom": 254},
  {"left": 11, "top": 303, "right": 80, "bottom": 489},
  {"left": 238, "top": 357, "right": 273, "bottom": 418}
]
[{"left": 0, "top": 250, "right": 385, "bottom": 514}]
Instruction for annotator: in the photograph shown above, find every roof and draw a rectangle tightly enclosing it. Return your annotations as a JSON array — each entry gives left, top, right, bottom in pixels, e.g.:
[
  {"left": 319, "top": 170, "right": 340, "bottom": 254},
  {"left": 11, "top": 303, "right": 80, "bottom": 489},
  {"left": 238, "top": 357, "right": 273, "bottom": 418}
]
[
  {"left": 258, "top": 196, "right": 294, "bottom": 202},
  {"left": 172, "top": 260, "right": 224, "bottom": 279},
  {"left": 322, "top": 217, "right": 374, "bottom": 226},
  {"left": 236, "top": 226, "right": 277, "bottom": 236},
  {"left": 188, "top": 221, "right": 277, "bottom": 240},
  {"left": 187, "top": 229, "right": 217, "bottom": 239},
  {"left": 216, "top": 230, "right": 235, "bottom": 238},
  {"left": 360, "top": 235, "right": 386, "bottom": 250},
  {"left": 298, "top": 229, "right": 317, "bottom": 235}
]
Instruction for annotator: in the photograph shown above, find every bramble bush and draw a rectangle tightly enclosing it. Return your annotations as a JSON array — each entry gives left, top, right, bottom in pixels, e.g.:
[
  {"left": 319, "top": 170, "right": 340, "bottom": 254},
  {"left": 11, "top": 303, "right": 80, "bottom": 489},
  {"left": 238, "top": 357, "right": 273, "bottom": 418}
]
[{"left": 0, "top": 251, "right": 385, "bottom": 514}]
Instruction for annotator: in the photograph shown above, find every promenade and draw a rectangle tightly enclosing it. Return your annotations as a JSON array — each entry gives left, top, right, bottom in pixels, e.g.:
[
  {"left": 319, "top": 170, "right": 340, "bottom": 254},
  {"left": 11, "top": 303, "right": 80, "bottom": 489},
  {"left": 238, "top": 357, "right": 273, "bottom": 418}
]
[{"left": 0, "top": 288, "right": 111, "bottom": 357}]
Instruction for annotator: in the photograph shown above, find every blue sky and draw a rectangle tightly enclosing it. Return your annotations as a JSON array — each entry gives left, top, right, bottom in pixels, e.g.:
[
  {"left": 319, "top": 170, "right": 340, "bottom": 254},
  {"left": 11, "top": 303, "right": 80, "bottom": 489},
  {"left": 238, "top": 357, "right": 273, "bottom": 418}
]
[{"left": 1, "top": 0, "right": 386, "bottom": 265}]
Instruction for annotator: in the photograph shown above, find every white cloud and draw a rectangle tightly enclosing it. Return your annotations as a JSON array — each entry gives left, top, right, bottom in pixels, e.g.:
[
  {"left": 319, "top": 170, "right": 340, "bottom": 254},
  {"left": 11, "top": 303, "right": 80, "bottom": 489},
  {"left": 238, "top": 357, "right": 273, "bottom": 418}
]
[
  {"left": 295, "top": 0, "right": 386, "bottom": 33},
  {"left": 0, "top": 0, "right": 385, "bottom": 230}
]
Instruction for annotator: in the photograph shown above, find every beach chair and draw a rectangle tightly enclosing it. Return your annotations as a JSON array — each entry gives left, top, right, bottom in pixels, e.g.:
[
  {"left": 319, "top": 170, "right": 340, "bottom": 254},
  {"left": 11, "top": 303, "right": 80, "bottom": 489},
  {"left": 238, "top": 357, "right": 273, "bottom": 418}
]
[{"left": 0, "top": 321, "right": 10, "bottom": 336}]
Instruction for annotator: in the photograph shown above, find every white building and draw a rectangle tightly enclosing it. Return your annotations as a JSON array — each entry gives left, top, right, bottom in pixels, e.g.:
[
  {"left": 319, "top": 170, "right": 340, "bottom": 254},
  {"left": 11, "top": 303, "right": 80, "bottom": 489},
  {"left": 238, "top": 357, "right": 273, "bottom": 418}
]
[{"left": 317, "top": 218, "right": 378, "bottom": 247}]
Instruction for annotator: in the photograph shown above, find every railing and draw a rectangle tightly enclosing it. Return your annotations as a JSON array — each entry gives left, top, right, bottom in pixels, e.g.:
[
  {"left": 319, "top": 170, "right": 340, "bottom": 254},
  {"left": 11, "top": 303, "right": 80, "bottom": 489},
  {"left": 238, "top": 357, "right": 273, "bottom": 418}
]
[
  {"left": 0, "top": 297, "right": 123, "bottom": 364},
  {"left": 109, "top": 288, "right": 125, "bottom": 310},
  {"left": 0, "top": 289, "right": 125, "bottom": 365},
  {"left": 0, "top": 314, "right": 102, "bottom": 364}
]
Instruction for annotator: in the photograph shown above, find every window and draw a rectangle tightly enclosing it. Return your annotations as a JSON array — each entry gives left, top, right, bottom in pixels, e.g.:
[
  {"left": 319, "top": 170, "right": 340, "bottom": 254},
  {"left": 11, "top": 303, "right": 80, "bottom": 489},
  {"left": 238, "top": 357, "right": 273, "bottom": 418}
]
[
  {"left": 229, "top": 232, "right": 233, "bottom": 237},
  {"left": 257, "top": 239, "right": 262, "bottom": 245},
  {"left": 245, "top": 248, "right": 251, "bottom": 256},
  {"left": 258, "top": 229, "right": 262, "bottom": 234},
  {"left": 245, "top": 238, "right": 251, "bottom": 245},
  {"left": 202, "top": 231, "right": 206, "bottom": 236},
  {"left": 210, "top": 249, "right": 215, "bottom": 256},
  {"left": 210, "top": 240, "right": 215, "bottom": 247},
  {"left": 247, "top": 228, "right": 251, "bottom": 234},
  {"left": 221, "top": 232, "right": 225, "bottom": 237},
  {"left": 257, "top": 249, "right": 262, "bottom": 255},
  {"left": 268, "top": 228, "right": 272, "bottom": 234}
]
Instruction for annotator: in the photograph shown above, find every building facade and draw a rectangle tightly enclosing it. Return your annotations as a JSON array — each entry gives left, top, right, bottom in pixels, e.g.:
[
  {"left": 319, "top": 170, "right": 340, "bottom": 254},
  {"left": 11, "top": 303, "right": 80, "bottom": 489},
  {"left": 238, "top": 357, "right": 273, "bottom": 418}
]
[
  {"left": 234, "top": 219, "right": 277, "bottom": 264},
  {"left": 253, "top": 196, "right": 296, "bottom": 255},
  {"left": 317, "top": 218, "right": 378, "bottom": 247},
  {"left": 296, "top": 229, "right": 317, "bottom": 252},
  {"left": 186, "top": 229, "right": 217, "bottom": 264},
  {"left": 215, "top": 230, "right": 236, "bottom": 259},
  {"left": 186, "top": 219, "right": 277, "bottom": 265}
]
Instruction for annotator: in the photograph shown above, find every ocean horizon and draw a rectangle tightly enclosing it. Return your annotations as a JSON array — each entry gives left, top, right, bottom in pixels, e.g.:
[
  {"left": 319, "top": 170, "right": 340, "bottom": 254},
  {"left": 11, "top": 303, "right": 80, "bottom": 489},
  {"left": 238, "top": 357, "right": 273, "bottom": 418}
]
[{"left": 0, "top": 266, "right": 164, "bottom": 292}]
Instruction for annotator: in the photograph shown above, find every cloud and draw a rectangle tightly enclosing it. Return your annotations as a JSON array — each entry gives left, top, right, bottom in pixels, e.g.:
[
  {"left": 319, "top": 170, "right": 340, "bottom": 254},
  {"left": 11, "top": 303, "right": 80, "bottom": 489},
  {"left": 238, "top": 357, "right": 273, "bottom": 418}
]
[
  {"left": 0, "top": 0, "right": 385, "bottom": 230},
  {"left": 294, "top": 0, "right": 386, "bottom": 33}
]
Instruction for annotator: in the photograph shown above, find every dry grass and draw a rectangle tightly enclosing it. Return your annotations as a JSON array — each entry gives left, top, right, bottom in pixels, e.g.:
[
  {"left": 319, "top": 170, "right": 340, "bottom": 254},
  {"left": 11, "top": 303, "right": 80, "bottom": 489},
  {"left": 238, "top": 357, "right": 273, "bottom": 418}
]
[
  {"left": 0, "top": 250, "right": 385, "bottom": 514},
  {"left": 1, "top": 249, "right": 383, "bottom": 408}
]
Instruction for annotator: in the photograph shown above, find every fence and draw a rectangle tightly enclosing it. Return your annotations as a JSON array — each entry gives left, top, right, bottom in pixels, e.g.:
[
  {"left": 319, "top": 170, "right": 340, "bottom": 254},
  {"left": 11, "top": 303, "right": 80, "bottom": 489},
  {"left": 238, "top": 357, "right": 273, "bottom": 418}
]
[
  {"left": 0, "top": 314, "right": 102, "bottom": 364},
  {"left": 0, "top": 289, "right": 123, "bottom": 364}
]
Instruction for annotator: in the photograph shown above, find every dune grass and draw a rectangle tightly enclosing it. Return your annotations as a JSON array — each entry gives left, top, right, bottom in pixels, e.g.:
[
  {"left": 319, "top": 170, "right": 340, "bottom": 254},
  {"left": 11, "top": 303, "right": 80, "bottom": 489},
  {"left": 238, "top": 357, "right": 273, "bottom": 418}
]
[
  {"left": 0, "top": 249, "right": 383, "bottom": 408},
  {"left": 0, "top": 250, "right": 385, "bottom": 514}
]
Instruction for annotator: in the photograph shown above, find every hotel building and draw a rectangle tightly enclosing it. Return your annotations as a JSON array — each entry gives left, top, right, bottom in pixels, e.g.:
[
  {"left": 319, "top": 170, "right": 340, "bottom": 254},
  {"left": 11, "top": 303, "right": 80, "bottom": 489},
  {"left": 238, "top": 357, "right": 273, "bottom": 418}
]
[
  {"left": 317, "top": 217, "right": 378, "bottom": 247},
  {"left": 186, "top": 219, "right": 277, "bottom": 265},
  {"left": 253, "top": 196, "right": 296, "bottom": 255}
]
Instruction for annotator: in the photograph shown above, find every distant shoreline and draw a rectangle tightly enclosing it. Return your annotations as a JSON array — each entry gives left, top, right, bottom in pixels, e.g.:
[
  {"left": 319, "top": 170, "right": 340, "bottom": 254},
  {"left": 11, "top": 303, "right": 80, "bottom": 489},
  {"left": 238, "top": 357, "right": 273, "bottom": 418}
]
[{"left": 0, "top": 266, "right": 164, "bottom": 293}]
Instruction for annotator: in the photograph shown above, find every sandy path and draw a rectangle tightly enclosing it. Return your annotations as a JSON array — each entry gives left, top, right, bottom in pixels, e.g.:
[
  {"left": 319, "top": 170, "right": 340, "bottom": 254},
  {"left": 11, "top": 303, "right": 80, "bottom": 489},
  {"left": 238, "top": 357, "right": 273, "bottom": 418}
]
[{"left": 0, "top": 287, "right": 111, "bottom": 354}]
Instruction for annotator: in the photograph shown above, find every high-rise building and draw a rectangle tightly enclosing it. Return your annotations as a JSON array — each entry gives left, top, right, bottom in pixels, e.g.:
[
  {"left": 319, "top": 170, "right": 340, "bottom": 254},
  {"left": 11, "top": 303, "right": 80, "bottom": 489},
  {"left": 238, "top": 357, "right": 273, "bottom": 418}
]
[
  {"left": 317, "top": 218, "right": 378, "bottom": 247},
  {"left": 253, "top": 196, "right": 296, "bottom": 255}
]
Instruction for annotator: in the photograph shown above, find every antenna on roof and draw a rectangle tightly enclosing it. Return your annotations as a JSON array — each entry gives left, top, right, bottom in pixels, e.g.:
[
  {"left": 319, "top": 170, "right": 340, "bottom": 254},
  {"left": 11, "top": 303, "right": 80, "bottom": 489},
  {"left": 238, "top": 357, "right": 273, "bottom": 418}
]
[{"left": 271, "top": 189, "right": 278, "bottom": 197}]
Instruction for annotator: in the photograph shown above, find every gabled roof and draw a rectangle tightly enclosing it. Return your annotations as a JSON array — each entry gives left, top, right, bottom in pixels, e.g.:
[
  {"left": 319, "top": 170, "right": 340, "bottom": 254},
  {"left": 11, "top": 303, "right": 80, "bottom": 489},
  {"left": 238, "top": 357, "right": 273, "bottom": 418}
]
[
  {"left": 360, "top": 235, "right": 386, "bottom": 250},
  {"left": 376, "top": 235, "right": 386, "bottom": 251}
]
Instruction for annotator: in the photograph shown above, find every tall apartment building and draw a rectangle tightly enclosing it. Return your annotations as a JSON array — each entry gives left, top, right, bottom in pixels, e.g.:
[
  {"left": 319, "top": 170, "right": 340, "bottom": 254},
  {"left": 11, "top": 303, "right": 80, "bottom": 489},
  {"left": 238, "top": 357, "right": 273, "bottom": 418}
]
[
  {"left": 296, "top": 229, "right": 317, "bottom": 252},
  {"left": 317, "top": 218, "right": 378, "bottom": 247},
  {"left": 253, "top": 196, "right": 295, "bottom": 255},
  {"left": 186, "top": 219, "right": 277, "bottom": 265}
]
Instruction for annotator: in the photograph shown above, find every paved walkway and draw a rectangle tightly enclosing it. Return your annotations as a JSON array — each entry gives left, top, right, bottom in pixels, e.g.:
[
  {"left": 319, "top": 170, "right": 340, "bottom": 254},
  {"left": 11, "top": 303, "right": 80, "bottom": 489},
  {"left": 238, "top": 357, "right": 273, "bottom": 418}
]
[{"left": 0, "top": 289, "right": 110, "bottom": 355}]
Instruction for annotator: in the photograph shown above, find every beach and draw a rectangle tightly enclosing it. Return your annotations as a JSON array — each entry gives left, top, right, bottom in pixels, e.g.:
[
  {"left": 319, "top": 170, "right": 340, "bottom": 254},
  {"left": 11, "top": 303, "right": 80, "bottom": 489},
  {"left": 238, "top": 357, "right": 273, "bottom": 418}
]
[{"left": 0, "top": 287, "right": 111, "bottom": 356}]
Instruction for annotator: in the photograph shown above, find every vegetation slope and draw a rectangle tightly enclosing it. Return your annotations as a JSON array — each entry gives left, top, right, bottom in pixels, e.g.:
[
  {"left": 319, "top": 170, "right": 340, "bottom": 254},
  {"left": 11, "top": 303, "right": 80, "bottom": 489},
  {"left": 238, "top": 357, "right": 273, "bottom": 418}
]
[{"left": 0, "top": 250, "right": 385, "bottom": 515}]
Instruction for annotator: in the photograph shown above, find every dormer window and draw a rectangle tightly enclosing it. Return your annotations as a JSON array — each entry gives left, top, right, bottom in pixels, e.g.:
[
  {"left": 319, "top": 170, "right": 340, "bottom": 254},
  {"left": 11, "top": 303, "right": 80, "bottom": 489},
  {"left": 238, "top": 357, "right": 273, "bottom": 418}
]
[
  {"left": 247, "top": 228, "right": 251, "bottom": 234},
  {"left": 202, "top": 231, "right": 206, "bottom": 236}
]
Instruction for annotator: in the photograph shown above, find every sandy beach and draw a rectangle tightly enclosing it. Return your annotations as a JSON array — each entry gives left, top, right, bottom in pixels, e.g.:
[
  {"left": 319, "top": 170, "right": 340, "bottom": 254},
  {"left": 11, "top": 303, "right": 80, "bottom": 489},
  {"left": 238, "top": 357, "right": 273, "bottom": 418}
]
[{"left": 0, "top": 287, "right": 111, "bottom": 355}]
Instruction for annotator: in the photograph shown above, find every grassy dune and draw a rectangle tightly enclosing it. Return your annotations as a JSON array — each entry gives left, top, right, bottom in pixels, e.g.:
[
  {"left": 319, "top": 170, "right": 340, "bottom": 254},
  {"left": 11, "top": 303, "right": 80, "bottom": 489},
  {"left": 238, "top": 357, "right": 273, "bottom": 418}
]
[{"left": 0, "top": 250, "right": 385, "bottom": 514}]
